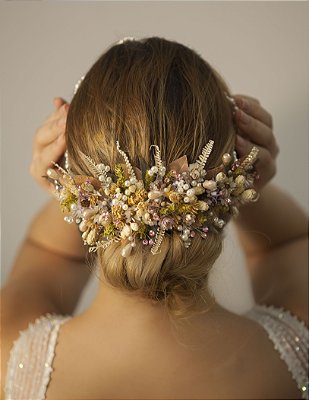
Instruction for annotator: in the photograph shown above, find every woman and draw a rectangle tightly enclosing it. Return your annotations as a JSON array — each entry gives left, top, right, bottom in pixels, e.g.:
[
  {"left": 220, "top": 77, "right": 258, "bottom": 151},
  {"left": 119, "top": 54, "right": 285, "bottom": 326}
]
[{"left": 2, "top": 37, "right": 308, "bottom": 399}]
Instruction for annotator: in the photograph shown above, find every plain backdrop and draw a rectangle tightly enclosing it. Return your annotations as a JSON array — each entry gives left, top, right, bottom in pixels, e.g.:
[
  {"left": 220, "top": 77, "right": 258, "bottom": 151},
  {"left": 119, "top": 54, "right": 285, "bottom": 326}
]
[{"left": 1, "top": 1, "right": 308, "bottom": 316}]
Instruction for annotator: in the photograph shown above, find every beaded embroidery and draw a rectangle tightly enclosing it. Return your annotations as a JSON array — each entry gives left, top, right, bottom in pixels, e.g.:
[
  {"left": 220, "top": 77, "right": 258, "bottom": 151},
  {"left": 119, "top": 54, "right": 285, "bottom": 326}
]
[
  {"left": 4, "top": 313, "right": 71, "bottom": 400},
  {"left": 246, "top": 304, "right": 309, "bottom": 399}
]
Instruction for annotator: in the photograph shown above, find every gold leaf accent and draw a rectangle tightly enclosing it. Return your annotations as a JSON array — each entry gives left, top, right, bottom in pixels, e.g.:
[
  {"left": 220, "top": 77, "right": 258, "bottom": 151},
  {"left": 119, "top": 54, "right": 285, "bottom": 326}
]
[
  {"left": 196, "top": 140, "right": 214, "bottom": 170},
  {"left": 116, "top": 141, "right": 136, "bottom": 180},
  {"left": 150, "top": 145, "right": 163, "bottom": 172},
  {"left": 239, "top": 146, "right": 259, "bottom": 171}
]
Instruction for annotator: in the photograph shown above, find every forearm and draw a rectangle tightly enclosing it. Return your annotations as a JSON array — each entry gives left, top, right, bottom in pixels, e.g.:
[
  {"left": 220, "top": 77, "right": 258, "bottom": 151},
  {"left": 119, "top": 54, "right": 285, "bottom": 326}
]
[
  {"left": 26, "top": 198, "right": 88, "bottom": 261},
  {"left": 4, "top": 199, "right": 92, "bottom": 316},
  {"left": 233, "top": 183, "right": 308, "bottom": 258}
]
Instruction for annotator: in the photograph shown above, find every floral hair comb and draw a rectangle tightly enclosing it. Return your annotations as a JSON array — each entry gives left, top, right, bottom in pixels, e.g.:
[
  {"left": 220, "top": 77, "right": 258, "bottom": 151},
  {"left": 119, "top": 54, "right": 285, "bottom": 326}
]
[{"left": 45, "top": 137, "right": 259, "bottom": 257}]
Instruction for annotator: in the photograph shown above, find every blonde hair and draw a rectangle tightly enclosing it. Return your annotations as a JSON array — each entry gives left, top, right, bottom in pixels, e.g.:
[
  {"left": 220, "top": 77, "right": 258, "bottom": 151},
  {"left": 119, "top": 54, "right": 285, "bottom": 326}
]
[{"left": 66, "top": 37, "right": 236, "bottom": 321}]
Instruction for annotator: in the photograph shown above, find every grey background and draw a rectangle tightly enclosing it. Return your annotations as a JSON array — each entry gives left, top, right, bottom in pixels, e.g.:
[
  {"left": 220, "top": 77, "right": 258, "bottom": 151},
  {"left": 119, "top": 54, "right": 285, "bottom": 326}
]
[{"left": 1, "top": 1, "right": 308, "bottom": 315}]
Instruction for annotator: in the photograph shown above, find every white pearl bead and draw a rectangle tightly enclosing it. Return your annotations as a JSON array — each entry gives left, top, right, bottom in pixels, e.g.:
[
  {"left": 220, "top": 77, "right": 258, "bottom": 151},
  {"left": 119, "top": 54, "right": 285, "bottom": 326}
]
[
  {"left": 222, "top": 153, "right": 232, "bottom": 165},
  {"left": 216, "top": 172, "right": 226, "bottom": 182},
  {"left": 47, "top": 168, "right": 58, "bottom": 180},
  {"left": 186, "top": 188, "right": 195, "bottom": 197},
  {"left": 79, "top": 220, "right": 88, "bottom": 232},
  {"left": 121, "top": 243, "right": 133, "bottom": 257},
  {"left": 183, "top": 184, "right": 189, "bottom": 190},
  {"left": 125, "top": 180, "right": 130, "bottom": 187},
  {"left": 122, "top": 204, "right": 128, "bottom": 210},
  {"left": 130, "top": 222, "right": 139, "bottom": 231},
  {"left": 64, "top": 215, "right": 74, "bottom": 224}
]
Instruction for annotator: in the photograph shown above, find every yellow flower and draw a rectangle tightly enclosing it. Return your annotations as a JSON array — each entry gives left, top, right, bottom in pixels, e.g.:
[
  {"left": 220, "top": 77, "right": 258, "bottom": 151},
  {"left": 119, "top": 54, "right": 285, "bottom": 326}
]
[
  {"left": 127, "top": 189, "right": 148, "bottom": 206},
  {"left": 111, "top": 205, "right": 123, "bottom": 220}
]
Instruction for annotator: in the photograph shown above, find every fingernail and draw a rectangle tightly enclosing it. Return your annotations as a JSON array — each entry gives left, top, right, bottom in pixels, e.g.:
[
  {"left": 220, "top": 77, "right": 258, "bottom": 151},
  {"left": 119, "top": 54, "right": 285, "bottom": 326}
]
[{"left": 238, "top": 110, "right": 250, "bottom": 124}]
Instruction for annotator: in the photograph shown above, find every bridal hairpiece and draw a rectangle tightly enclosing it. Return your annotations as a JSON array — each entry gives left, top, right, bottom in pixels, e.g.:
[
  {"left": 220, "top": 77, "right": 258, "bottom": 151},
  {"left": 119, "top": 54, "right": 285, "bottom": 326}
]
[
  {"left": 45, "top": 139, "right": 260, "bottom": 257},
  {"left": 45, "top": 74, "right": 260, "bottom": 257}
]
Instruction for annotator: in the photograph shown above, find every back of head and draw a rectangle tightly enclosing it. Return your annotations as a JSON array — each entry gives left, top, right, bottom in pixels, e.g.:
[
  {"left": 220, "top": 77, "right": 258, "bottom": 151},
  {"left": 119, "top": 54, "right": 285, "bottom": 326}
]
[{"left": 66, "top": 37, "right": 236, "bottom": 320}]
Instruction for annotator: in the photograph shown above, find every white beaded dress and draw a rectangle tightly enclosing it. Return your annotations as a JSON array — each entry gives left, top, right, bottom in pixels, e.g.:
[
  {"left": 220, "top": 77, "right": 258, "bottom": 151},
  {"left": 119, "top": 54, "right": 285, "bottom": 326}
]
[{"left": 4, "top": 304, "right": 309, "bottom": 400}]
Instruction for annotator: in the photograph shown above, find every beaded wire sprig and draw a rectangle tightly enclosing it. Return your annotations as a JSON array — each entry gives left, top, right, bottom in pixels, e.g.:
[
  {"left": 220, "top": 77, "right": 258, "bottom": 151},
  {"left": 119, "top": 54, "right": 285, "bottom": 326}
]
[{"left": 45, "top": 138, "right": 260, "bottom": 257}]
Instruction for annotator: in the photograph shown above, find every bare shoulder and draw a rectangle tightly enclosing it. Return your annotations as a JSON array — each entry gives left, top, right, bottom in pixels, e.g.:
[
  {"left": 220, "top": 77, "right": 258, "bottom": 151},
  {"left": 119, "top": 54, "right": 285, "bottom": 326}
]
[
  {"left": 44, "top": 308, "right": 302, "bottom": 399},
  {"left": 248, "top": 235, "right": 308, "bottom": 324}
]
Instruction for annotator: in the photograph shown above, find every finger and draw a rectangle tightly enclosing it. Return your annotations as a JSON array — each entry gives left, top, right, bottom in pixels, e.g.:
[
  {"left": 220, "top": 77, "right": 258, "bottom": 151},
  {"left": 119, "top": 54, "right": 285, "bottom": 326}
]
[
  {"left": 233, "top": 94, "right": 260, "bottom": 105},
  {"left": 53, "top": 97, "right": 68, "bottom": 110},
  {"left": 30, "top": 132, "right": 67, "bottom": 182},
  {"left": 46, "top": 102, "right": 69, "bottom": 124},
  {"left": 233, "top": 94, "right": 273, "bottom": 129},
  {"left": 34, "top": 113, "right": 67, "bottom": 150},
  {"left": 235, "top": 134, "right": 276, "bottom": 190},
  {"left": 234, "top": 109, "right": 279, "bottom": 158}
]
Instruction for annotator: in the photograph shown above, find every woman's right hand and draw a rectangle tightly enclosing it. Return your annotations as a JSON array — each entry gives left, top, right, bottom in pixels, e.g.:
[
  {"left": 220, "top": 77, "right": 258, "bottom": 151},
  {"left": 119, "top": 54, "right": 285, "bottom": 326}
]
[
  {"left": 232, "top": 95, "right": 279, "bottom": 192},
  {"left": 30, "top": 97, "right": 69, "bottom": 196}
]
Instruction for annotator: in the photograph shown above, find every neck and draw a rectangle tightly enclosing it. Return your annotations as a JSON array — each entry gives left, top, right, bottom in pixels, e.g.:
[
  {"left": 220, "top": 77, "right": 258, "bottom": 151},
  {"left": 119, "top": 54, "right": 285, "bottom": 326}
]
[{"left": 80, "top": 268, "right": 223, "bottom": 342}]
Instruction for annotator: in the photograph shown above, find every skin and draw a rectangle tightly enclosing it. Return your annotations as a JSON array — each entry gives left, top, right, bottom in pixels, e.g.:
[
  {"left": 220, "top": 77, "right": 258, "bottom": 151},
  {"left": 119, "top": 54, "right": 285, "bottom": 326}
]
[{"left": 1, "top": 95, "right": 307, "bottom": 399}]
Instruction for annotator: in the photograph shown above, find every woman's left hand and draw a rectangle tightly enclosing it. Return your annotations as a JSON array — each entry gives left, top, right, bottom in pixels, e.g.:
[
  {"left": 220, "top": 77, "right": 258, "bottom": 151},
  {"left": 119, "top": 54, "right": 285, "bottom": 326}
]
[
  {"left": 30, "top": 97, "right": 69, "bottom": 195},
  {"left": 232, "top": 94, "right": 279, "bottom": 192}
]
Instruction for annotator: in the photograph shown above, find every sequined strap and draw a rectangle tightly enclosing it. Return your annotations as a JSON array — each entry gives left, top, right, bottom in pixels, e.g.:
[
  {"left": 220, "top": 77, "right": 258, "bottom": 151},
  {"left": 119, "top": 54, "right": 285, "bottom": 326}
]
[
  {"left": 246, "top": 304, "right": 309, "bottom": 399},
  {"left": 5, "top": 313, "right": 71, "bottom": 400}
]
